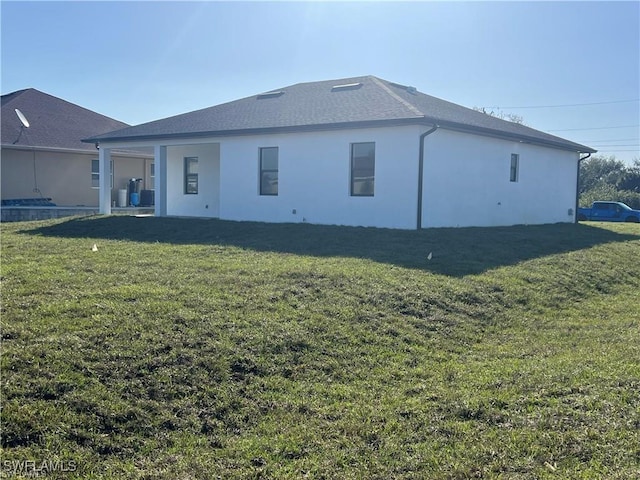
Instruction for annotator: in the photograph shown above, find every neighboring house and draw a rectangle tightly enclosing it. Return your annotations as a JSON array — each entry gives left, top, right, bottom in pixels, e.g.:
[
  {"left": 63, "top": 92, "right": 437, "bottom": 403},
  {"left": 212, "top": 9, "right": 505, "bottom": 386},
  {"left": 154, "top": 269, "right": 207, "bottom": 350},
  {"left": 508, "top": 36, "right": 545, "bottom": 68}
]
[
  {"left": 1, "top": 88, "right": 153, "bottom": 207},
  {"left": 85, "top": 76, "right": 596, "bottom": 229}
]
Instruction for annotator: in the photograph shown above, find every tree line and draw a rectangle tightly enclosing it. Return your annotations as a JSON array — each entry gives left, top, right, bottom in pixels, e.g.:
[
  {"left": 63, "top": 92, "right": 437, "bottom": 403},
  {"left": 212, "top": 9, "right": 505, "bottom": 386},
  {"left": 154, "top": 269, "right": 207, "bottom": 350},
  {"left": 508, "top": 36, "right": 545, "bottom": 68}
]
[{"left": 579, "top": 156, "right": 640, "bottom": 209}]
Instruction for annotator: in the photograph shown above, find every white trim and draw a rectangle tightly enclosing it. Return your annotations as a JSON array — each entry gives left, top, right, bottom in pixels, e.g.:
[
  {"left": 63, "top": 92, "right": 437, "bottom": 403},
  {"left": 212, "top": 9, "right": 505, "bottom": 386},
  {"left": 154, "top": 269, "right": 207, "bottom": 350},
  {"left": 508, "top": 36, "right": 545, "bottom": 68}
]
[
  {"left": 98, "top": 148, "right": 112, "bottom": 214},
  {"left": 1, "top": 144, "right": 152, "bottom": 158},
  {"left": 154, "top": 145, "right": 167, "bottom": 216}
]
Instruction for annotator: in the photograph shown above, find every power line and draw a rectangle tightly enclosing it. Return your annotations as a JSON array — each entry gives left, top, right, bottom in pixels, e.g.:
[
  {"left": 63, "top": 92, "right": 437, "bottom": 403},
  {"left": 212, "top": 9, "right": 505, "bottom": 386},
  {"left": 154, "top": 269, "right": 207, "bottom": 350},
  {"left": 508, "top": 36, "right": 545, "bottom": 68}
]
[
  {"left": 578, "top": 137, "right": 639, "bottom": 143},
  {"left": 584, "top": 144, "right": 640, "bottom": 147},
  {"left": 487, "top": 99, "right": 639, "bottom": 109},
  {"left": 595, "top": 149, "right": 640, "bottom": 152},
  {"left": 547, "top": 125, "right": 640, "bottom": 132}
]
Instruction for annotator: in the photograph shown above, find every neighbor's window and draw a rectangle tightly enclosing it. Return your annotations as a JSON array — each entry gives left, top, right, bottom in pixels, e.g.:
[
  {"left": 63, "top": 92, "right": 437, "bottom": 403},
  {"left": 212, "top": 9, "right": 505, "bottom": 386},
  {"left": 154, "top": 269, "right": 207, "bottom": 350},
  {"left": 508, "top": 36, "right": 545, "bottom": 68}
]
[
  {"left": 510, "top": 153, "right": 519, "bottom": 182},
  {"left": 149, "top": 162, "right": 155, "bottom": 189},
  {"left": 184, "top": 157, "right": 198, "bottom": 194},
  {"left": 259, "top": 147, "right": 278, "bottom": 195},
  {"left": 91, "top": 159, "right": 113, "bottom": 188},
  {"left": 351, "top": 142, "right": 375, "bottom": 196}
]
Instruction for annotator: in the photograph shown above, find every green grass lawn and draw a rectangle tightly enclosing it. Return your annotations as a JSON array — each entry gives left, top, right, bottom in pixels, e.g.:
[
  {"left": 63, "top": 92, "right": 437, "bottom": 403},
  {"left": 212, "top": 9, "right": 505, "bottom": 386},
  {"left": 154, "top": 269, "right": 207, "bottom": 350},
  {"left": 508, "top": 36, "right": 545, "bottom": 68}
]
[{"left": 1, "top": 217, "right": 639, "bottom": 479}]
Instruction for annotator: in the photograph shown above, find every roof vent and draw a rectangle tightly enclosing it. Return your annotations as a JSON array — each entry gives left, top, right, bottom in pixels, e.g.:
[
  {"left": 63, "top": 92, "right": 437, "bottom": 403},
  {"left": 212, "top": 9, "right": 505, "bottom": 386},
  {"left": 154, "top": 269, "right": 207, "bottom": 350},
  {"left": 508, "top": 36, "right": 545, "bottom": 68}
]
[
  {"left": 257, "top": 91, "right": 284, "bottom": 99},
  {"left": 331, "top": 83, "right": 363, "bottom": 91},
  {"left": 406, "top": 86, "right": 417, "bottom": 95}
]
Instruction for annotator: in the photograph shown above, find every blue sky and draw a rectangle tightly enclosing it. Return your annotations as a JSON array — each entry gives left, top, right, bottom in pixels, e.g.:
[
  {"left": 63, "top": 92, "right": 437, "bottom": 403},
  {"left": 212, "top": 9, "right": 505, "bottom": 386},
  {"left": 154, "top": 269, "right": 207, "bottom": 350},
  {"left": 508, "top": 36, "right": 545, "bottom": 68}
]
[{"left": 2, "top": 1, "right": 639, "bottom": 163}]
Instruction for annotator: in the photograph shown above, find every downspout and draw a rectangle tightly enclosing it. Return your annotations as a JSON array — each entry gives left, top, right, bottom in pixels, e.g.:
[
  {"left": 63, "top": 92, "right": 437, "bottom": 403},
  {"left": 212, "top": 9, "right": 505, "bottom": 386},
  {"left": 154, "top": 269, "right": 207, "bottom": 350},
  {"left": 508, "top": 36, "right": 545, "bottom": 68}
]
[
  {"left": 575, "top": 152, "right": 591, "bottom": 223},
  {"left": 417, "top": 125, "right": 439, "bottom": 229}
]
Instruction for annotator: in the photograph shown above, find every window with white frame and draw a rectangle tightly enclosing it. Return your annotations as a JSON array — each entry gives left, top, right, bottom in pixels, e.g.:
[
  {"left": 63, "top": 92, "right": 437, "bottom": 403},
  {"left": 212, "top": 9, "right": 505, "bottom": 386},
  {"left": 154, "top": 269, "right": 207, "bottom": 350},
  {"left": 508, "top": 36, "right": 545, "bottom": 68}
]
[
  {"left": 184, "top": 157, "right": 198, "bottom": 194},
  {"left": 149, "top": 162, "right": 155, "bottom": 189},
  {"left": 259, "top": 147, "right": 278, "bottom": 195},
  {"left": 91, "top": 159, "right": 113, "bottom": 188},
  {"left": 350, "top": 142, "right": 375, "bottom": 196},
  {"left": 510, "top": 154, "right": 519, "bottom": 182}
]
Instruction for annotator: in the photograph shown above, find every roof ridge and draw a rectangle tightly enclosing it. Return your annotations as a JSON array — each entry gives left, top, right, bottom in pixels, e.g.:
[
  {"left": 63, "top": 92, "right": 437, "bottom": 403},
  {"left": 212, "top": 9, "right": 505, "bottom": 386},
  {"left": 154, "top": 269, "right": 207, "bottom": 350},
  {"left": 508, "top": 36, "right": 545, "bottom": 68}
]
[
  {"left": 280, "top": 75, "right": 370, "bottom": 91},
  {"left": 0, "top": 88, "right": 31, "bottom": 106},
  {"left": 1, "top": 88, "right": 32, "bottom": 96},
  {"left": 2, "top": 88, "right": 129, "bottom": 126},
  {"left": 370, "top": 77, "right": 424, "bottom": 117}
]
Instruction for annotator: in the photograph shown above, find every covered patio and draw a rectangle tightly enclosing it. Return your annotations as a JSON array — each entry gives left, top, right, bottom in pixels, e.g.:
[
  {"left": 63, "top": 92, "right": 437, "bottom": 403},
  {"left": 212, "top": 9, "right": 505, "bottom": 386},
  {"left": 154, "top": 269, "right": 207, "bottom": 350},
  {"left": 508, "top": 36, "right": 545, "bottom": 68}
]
[{"left": 97, "top": 141, "right": 220, "bottom": 218}]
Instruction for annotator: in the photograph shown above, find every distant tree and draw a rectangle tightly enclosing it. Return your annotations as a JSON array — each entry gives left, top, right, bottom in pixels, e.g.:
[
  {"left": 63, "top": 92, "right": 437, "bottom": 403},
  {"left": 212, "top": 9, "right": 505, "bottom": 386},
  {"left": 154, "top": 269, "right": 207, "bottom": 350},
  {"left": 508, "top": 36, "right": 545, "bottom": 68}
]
[
  {"left": 579, "top": 155, "right": 640, "bottom": 209},
  {"left": 472, "top": 106, "right": 525, "bottom": 125},
  {"left": 618, "top": 159, "right": 640, "bottom": 192},
  {"left": 579, "top": 183, "right": 619, "bottom": 208},
  {"left": 578, "top": 155, "right": 626, "bottom": 194}
]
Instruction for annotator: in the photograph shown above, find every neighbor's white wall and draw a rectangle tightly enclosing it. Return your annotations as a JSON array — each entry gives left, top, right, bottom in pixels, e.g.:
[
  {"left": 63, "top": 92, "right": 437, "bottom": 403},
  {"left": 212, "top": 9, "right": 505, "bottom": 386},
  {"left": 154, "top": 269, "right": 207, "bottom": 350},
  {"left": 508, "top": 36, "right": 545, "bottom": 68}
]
[
  {"left": 421, "top": 129, "right": 579, "bottom": 228},
  {"left": 217, "top": 126, "right": 422, "bottom": 229},
  {"left": 166, "top": 143, "right": 220, "bottom": 217}
]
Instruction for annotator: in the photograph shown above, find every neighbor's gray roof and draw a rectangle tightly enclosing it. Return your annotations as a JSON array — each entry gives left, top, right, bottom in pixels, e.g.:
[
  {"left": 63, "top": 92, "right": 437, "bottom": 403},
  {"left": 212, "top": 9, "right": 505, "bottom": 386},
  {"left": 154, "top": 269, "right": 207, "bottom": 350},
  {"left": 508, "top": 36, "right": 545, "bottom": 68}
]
[
  {"left": 85, "top": 76, "right": 596, "bottom": 153},
  {"left": 2, "top": 88, "right": 129, "bottom": 152}
]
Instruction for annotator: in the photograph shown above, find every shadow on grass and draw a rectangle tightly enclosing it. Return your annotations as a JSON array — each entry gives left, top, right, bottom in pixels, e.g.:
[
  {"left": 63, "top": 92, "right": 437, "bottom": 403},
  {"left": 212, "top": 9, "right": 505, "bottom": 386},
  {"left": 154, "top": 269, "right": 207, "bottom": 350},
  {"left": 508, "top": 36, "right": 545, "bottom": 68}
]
[{"left": 20, "top": 216, "right": 639, "bottom": 277}]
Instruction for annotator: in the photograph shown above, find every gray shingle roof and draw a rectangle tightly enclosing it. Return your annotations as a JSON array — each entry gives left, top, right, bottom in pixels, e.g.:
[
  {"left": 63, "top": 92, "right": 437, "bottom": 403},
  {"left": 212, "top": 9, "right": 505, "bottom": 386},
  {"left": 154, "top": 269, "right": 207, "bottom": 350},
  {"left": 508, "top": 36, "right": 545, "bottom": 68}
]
[
  {"left": 84, "top": 76, "right": 596, "bottom": 153},
  {"left": 2, "top": 88, "right": 129, "bottom": 152}
]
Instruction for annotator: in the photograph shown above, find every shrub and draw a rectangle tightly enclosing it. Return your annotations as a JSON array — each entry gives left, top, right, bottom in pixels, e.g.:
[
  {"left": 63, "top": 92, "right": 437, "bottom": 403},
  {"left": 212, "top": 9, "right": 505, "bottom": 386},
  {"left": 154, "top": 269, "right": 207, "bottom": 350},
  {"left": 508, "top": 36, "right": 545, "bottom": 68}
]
[{"left": 580, "top": 185, "right": 640, "bottom": 209}]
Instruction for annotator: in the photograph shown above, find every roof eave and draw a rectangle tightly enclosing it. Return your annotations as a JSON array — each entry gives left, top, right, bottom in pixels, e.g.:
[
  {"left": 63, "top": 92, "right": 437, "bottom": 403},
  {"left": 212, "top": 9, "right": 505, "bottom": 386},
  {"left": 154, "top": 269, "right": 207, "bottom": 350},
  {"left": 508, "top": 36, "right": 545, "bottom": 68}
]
[
  {"left": 424, "top": 118, "right": 597, "bottom": 154},
  {"left": 82, "top": 117, "right": 426, "bottom": 144},
  {"left": 1, "top": 144, "right": 99, "bottom": 155},
  {"left": 84, "top": 116, "right": 596, "bottom": 154},
  {"left": 1, "top": 143, "right": 153, "bottom": 158}
]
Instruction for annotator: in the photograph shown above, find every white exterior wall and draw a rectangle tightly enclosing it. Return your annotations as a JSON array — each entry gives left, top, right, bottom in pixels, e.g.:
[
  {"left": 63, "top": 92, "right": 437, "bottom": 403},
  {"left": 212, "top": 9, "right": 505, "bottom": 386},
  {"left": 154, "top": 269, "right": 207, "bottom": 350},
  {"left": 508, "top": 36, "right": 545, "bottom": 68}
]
[
  {"left": 98, "top": 124, "right": 580, "bottom": 229},
  {"left": 166, "top": 144, "right": 220, "bottom": 217},
  {"left": 421, "top": 129, "right": 579, "bottom": 228},
  {"left": 218, "top": 126, "right": 421, "bottom": 229}
]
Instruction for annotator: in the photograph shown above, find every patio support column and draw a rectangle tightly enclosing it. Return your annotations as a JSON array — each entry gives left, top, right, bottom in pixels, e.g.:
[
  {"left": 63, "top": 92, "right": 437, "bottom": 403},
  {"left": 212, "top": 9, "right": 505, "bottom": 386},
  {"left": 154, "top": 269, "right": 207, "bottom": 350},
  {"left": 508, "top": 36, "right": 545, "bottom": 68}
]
[
  {"left": 99, "top": 146, "right": 112, "bottom": 214},
  {"left": 154, "top": 145, "right": 167, "bottom": 216}
]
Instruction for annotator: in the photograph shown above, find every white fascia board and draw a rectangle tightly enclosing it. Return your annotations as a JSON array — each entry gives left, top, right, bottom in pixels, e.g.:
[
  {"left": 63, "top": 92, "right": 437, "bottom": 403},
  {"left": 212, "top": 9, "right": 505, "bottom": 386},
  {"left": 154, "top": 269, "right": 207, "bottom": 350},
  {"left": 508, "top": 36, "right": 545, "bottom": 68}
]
[{"left": 1, "top": 143, "right": 153, "bottom": 158}]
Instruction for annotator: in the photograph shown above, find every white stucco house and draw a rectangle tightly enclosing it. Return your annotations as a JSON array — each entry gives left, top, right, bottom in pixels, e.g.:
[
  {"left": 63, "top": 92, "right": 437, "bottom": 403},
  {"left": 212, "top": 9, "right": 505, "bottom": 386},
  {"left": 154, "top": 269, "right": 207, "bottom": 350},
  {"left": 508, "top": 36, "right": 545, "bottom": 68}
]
[{"left": 85, "top": 76, "right": 596, "bottom": 229}]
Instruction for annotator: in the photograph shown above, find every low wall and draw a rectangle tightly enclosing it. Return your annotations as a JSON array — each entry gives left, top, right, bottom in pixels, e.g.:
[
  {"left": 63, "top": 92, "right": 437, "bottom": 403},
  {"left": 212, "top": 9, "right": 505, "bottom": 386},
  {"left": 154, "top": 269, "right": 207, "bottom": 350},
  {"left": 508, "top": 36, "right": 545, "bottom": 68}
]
[{"left": 1, "top": 207, "right": 154, "bottom": 223}]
